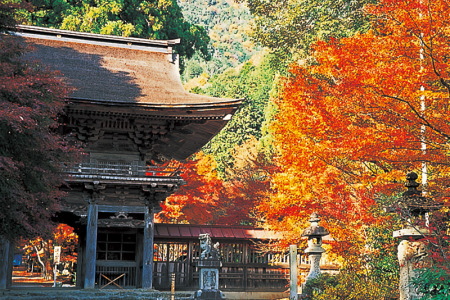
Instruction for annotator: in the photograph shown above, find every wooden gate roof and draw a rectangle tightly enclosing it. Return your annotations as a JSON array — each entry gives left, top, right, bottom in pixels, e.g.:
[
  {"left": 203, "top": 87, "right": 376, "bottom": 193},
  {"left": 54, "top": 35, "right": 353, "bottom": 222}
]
[
  {"left": 154, "top": 223, "right": 283, "bottom": 240},
  {"left": 14, "top": 26, "right": 243, "bottom": 160}
]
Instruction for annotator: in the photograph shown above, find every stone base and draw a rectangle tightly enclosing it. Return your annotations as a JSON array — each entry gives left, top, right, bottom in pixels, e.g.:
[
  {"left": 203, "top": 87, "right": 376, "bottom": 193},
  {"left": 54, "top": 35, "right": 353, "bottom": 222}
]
[
  {"left": 197, "top": 260, "right": 222, "bottom": 268},
  {"left": 194, "top": 289, "right": 225, "bottom": 300},
  {"left": 199, "top": 268, "right": 219, "bottom": 290}
]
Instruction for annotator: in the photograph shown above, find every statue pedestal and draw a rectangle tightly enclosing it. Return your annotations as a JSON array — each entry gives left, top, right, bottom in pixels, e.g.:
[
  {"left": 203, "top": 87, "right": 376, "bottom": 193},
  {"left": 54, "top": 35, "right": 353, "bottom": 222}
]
[{"left": 194, "top": 260, "right": 225, "bottom": 300}]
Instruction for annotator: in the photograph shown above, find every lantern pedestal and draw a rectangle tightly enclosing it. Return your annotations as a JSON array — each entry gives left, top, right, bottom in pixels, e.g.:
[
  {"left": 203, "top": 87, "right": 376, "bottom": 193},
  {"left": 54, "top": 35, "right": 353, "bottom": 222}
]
[{"left": 395, "top": 227, "right": 429, "bottom": 300}]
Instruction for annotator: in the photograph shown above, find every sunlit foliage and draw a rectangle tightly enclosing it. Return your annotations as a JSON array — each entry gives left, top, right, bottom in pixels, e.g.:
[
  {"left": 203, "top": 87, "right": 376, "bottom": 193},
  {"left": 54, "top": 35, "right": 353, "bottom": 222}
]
[{"left": 266, "top": 0, "right": 450, "bottom": 261}]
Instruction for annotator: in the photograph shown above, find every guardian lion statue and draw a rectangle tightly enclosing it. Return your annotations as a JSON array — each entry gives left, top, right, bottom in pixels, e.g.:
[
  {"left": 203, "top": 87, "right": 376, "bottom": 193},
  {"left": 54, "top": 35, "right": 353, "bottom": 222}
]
[{"left": 199, "top": 233, "right": 220, "bottom": 260}]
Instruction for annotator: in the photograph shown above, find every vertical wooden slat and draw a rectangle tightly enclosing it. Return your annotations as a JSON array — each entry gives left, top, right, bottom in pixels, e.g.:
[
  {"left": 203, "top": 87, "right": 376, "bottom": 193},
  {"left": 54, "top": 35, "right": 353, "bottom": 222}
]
[
  {"left": 135, "top": 232, "right": 143, "bottom": 287},
  {"left": 187, "top": 241, "right": 194, "bottom": 287},
  {"left": 243, "top": 242, "right": 248, "bottom": 290}
]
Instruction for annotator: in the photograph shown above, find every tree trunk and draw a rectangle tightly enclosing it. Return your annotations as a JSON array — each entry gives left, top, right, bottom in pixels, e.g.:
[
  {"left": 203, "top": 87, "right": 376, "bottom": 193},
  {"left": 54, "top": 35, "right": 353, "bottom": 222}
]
[{"left": 34, "top": 246, "right": 47, "bottom": 279}]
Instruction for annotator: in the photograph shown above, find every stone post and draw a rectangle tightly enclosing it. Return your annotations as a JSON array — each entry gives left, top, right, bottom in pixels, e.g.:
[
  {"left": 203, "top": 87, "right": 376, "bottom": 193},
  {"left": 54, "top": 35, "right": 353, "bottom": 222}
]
[
  {"left": 394, "top": 228, "right": 429, "bottom": 300},
  {"left": 301, "top": 213, "right": 329, "bottom": 282},
  {"left": 289, "top": 245, "right": 298, "bottom": 300},
  {"left": 194, "top": 233, "right": 225, "bottom": 300}
]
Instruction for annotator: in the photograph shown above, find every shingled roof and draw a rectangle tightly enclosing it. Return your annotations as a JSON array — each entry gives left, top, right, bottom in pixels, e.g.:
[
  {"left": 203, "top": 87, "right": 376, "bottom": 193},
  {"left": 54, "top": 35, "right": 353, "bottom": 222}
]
[{"left": 16, "top": 25, "right": 239, "bottom": 105}]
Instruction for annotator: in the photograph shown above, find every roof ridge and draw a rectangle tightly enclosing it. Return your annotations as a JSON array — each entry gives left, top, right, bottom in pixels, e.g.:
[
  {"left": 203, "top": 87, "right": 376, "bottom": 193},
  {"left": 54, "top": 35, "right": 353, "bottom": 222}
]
[{"left": 16, "top": 25, "right": 180, "bottom": 48}]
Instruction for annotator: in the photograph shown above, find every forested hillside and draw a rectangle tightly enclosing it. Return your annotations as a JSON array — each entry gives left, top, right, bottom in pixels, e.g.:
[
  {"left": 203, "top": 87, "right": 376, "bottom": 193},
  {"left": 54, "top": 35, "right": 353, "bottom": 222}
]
[
  {"left": 161, "top": 0, "right": 377, "bottom": 225},
  {"left": 178, "top": 0, "right": 257, "bottom": 81}
]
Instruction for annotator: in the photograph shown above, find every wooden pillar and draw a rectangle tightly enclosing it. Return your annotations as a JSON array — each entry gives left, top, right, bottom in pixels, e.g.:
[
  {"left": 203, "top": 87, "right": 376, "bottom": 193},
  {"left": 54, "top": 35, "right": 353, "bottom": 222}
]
[
  {"left": 76, "top": 230, "right": 85, "bottom": 288},
  {"left": 0, "top": 237, "right": 13, "bottom": 289},
  {"left": 135, "top": 232, "right": 144, "bottom": 287},
  {"left": 142, "top": 206, "right": 155, "bottom": 289},
  {"left": 84, "top": 203, "right": 98, "bottom": 289},
  {"left": 289, "top": 245, "right": 298, "bottom": 300}
]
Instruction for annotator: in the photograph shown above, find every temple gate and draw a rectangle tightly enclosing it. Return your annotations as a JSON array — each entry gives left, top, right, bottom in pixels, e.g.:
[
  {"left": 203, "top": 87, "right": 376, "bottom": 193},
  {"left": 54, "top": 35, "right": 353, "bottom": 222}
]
[{"left": 4, "top": 25, "right": 242, "bottom": 289}]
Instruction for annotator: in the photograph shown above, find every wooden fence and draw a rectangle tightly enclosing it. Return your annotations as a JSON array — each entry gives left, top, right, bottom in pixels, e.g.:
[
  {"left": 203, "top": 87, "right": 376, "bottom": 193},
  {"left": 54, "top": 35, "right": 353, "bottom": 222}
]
[{"left": 152, "top": 240, "right": 322, "bottom": 291}]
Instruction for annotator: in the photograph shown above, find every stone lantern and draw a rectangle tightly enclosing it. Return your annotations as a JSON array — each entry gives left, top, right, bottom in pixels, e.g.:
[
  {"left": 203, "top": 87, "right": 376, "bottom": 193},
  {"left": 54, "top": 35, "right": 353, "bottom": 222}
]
[
  {"left": 388, "top": 172, "right": 443, "bottom": 300},
  {"left": 394, "top": 172, "right": 442, "bottom": 226},
  {"left": 301, "top": 212, "right": 329, "bottom": 281}
]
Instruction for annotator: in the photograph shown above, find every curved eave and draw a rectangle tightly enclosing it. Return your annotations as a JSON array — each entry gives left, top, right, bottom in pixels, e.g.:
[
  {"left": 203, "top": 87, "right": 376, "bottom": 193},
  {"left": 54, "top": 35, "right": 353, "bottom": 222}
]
[
  {"left": 66, "top": 97, "right": 244, "bottom": 111},
  {"left": 64, "top": 97, "right": 244, "bottom": 120},
  {"left": 64, "top": 97, "right": 244, "bottom": 161},
  {"left": 18, "top": 29, "right": 237, "bottom": 105},
  {"left": 153, "top": 117, "right": 233, "bottom": 160},
  {"left": 17, "top": 26, "right": 244, "bottom": 160}
]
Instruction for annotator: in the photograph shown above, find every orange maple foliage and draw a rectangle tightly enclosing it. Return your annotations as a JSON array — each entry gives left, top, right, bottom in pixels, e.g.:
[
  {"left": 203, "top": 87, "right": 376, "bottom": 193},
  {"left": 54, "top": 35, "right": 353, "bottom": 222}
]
[
  {"left": 222, "top": 137, "right": 275, "bottom": 225},
  {"left": 20, "top": 224, "right": 78, "bottom": 280},
  {"left": 265, "top": 0, "right": 450, "bottom": 258},
  {"left": 156, "top": 153, "right": 222, "bottom": 224},
  {"left": 23, "top": 224, "right": 78, "bottom": 262},
  {"left": 157, "top": 149, "right": 269, "bottom": 225},
  {"left": 156, "top": 153, "right": 236, "bottom": 224}
]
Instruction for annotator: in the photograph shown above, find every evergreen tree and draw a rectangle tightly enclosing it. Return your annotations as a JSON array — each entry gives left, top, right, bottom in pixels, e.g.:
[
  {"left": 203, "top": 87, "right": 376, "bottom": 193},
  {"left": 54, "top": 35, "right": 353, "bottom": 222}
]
[
  {"left": 201, "top": 52, "right": 278, "bottom": 177},
  {"left": 23, "top": 0, "right": 210, "bottom": 71}
]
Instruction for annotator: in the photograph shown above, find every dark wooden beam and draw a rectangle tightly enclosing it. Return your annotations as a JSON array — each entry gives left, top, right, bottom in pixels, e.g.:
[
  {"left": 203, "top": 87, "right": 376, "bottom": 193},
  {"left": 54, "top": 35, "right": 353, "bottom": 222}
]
[
  {"left": 142, "top": 206, "right": 155, "bottom": 289},
  {"left": 84, "top": 203, "right": 98, "bottom": 289},
  {"left": 0, "top": 237, "right": 13, "bottom": 289}
]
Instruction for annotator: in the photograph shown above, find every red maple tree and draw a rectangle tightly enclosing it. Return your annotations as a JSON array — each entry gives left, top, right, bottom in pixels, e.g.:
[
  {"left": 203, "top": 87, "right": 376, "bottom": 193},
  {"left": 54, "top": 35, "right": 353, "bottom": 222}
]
[
  {"left": 157, "top": 153, "right": 227, "bottom": 224},
  {"left": 0, "top": 1, "right": 78, "bottom": 241},
  {"left": 157, "top": 149, "right": 268, "bottom": 225}
]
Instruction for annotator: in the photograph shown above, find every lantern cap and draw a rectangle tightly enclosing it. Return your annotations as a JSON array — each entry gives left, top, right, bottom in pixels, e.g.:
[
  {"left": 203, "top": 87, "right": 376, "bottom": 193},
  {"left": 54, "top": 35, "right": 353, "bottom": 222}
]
[{"left": 301, "top": 212, "right": 329, "bottom": 237}]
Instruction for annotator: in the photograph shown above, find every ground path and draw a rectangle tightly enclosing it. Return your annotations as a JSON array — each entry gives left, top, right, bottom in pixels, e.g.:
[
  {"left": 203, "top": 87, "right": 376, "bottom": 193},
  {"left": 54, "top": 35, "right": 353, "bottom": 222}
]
[
  {"left": 0, "top": 288, "right": 194, "bottom": 300},
  {"left": 5, "top": 270, "right": 288, "bottom": 299}
]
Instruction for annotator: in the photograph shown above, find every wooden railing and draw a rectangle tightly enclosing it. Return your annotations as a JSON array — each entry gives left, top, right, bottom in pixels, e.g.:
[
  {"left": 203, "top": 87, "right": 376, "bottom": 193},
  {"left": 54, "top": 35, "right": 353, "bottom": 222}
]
[
  {"left": 96, "top": 263, "right": 137, "bottom": 288},
  {"left": 267, "top": 252, "right": 334, "bottom": 267},
  {"left": 152, "top": 241, "right": 339, "bottom": 292},
  {"left": 65, "top": 159, "right": 181, "bottom": 179}
]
